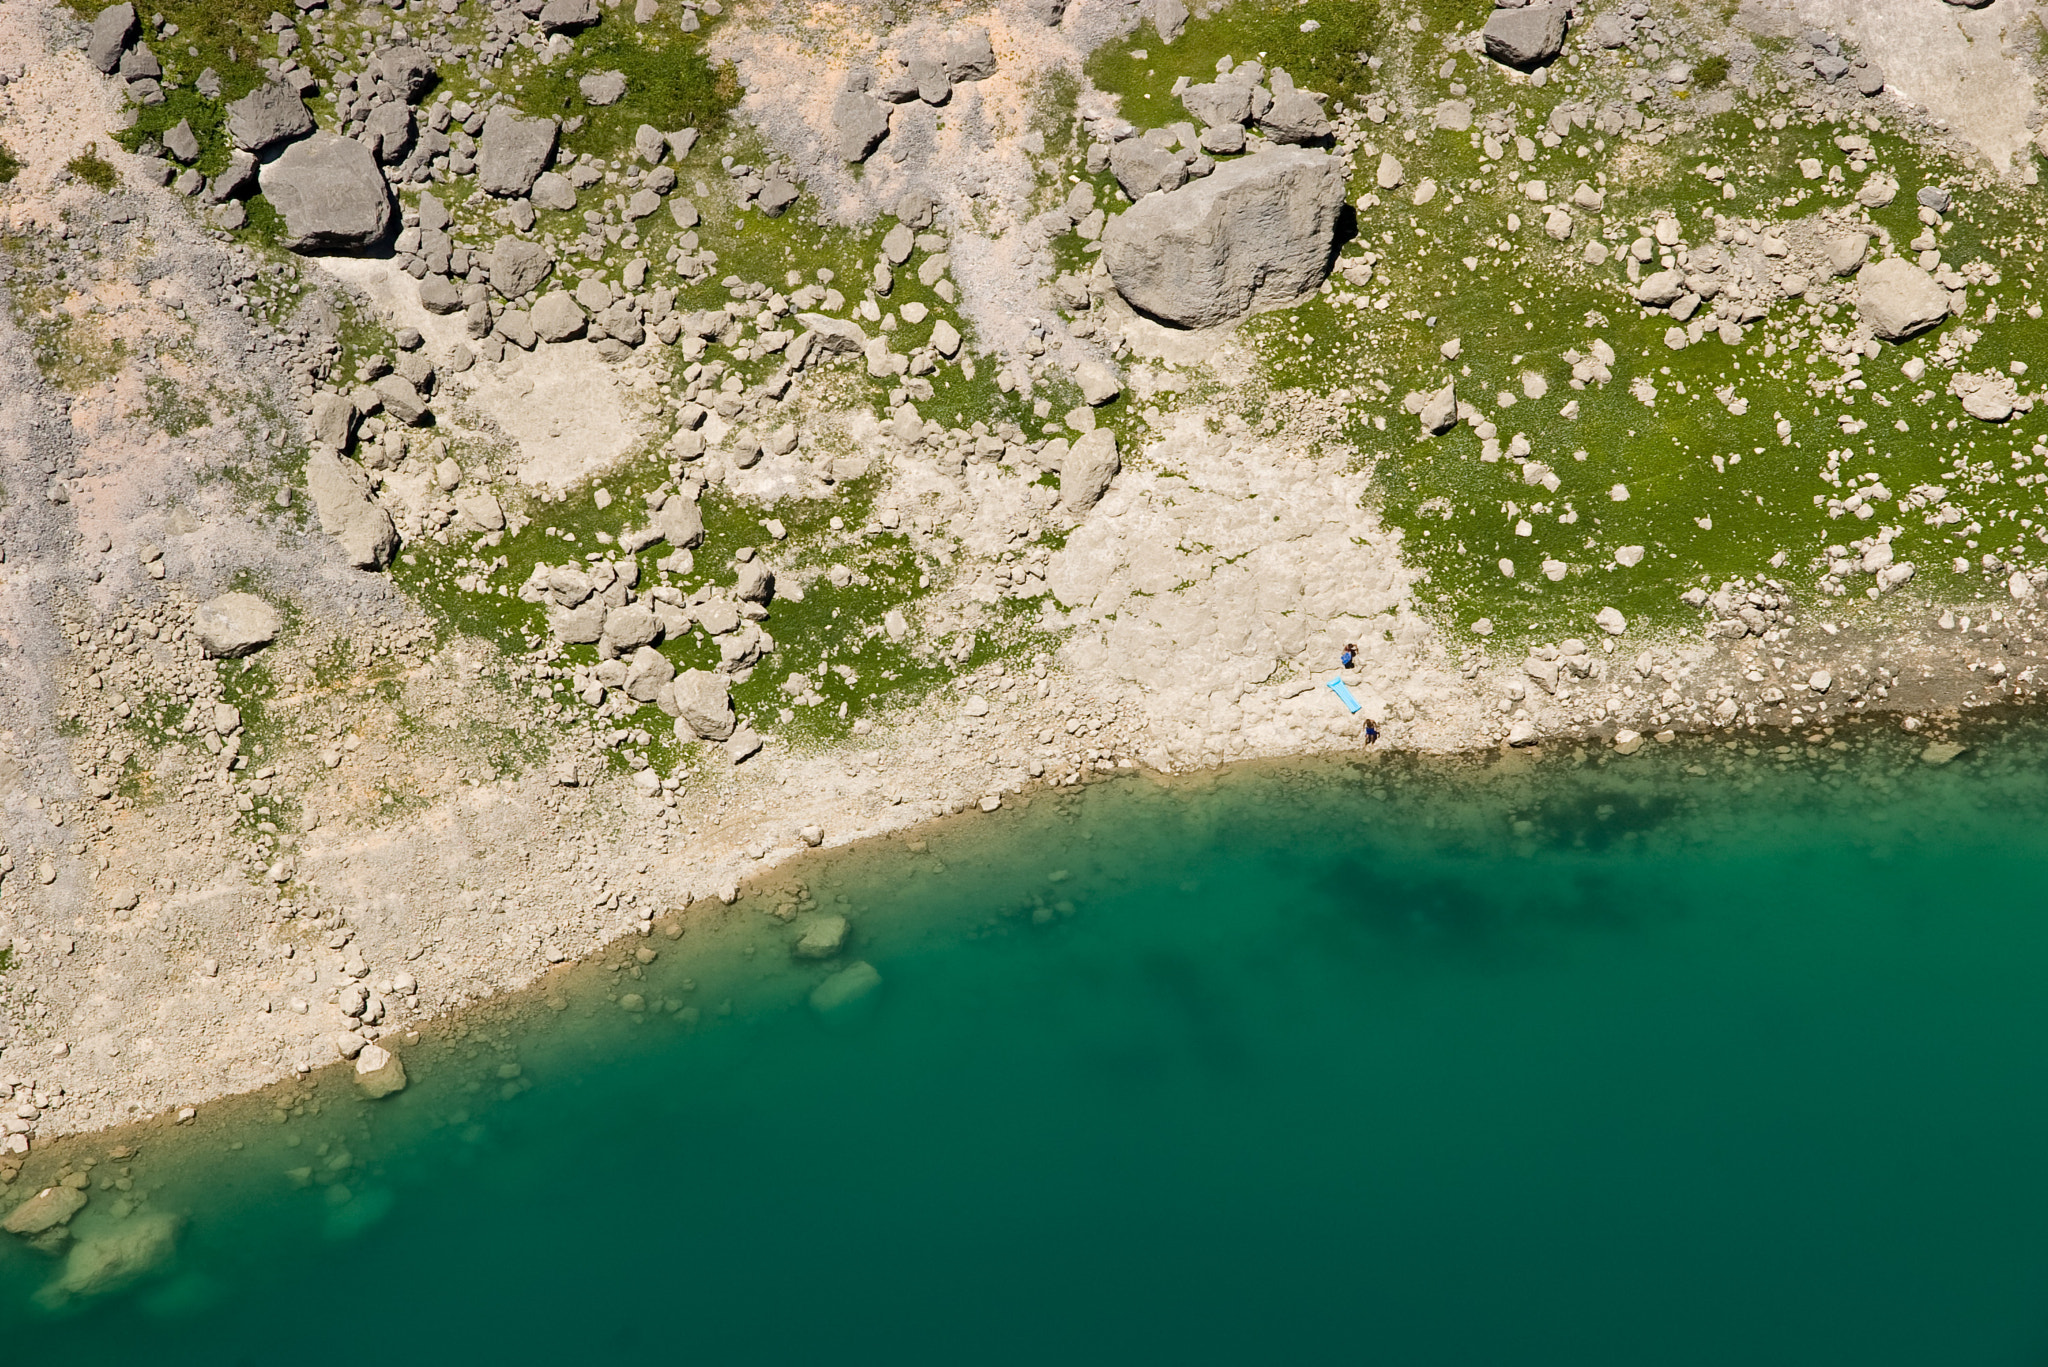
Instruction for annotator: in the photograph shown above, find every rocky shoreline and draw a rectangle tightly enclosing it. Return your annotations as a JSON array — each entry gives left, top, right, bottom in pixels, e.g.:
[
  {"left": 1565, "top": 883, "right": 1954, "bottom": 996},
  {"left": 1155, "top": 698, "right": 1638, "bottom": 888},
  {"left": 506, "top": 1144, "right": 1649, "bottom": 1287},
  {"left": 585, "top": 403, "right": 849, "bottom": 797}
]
[{"left": 3, "top": 0, "right": 2048, "bottom": 1195}]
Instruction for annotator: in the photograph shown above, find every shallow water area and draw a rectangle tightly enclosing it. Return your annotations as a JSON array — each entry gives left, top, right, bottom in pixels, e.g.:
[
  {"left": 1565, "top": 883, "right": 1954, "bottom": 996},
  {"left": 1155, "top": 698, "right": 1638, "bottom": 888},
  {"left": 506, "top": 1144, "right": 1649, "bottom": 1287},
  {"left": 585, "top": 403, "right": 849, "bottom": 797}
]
[{"left": 5, "top": 721, "right": 2048, "bottom": 1363}]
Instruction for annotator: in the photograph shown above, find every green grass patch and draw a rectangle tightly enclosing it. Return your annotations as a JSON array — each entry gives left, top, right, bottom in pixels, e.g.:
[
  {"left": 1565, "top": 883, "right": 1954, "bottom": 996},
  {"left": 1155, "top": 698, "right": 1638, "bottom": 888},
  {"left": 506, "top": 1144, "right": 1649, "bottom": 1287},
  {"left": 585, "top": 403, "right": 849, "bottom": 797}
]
[
  {"left": 0, "top": 140, "right": 19, "bottom": 184},
  {"left": 65, "top": 144, "right": 118, "bottom": 190},
  {"left": 1086, "top": 0, "right": 1384, "bottom": 109},
  {"left": 506, "top": 13, "right": 741, "bottom": 164},
  {"left": 144, "top": 373, "right": 212, "bottom": 437}
]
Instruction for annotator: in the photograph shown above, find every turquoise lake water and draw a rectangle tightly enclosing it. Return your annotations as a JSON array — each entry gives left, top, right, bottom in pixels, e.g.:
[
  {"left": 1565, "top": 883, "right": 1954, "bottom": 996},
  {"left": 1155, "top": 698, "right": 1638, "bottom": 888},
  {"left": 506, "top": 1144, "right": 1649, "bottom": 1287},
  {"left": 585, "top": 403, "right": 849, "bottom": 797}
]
[{"left": 5, "top": 724, "right": 2048, "bottom": 1362}]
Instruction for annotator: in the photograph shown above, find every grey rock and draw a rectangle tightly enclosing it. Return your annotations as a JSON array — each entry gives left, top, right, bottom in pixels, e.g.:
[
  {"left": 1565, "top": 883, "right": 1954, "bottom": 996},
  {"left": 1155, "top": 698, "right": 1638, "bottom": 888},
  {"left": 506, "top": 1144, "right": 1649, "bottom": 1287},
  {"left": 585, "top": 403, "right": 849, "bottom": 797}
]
[
  {"left": 735, "top": 560, "right": 775, "bottom": 603},
  {"left": 548, "top": 599, "right": 605, "bottom": 644},
  {"left": 1108, "top": 137, "right": 1186, "bottom": 198},
  {"left": 624, "top": 645, "right": 675, "bottom": 702},
  {"left": 1, "top": 1184, "right": 88, "bottom": 1236},
  {"left": 418, "top": 275, "right": 463, "bottom": 314},
  {"left": 1180, "top": 81, "right": 1253, "bottom": 128},
  {"left": 373, "top": 374, "right": 428, "bottom": 426},
  {"left": 1917, "top": 185, "right": 1952, "bottom": 212},
  {"left": 539, "top": 0, "right": 600, "bottom": 31},
  {"left": 1154, "top": 0, "right": 1188, "bottom": 43},
  {"left": 1257, "top": 77, "right": 1330, "bottom": 144},
  {"left": 1825, "top": 232, "right": 1870, "bottom": 275},
  {"left": 1075, "top": 357, "right": 1120, "bottom": 405},
  {"left": 373, "top": 45, "right": 435, "bottom": 100},
  {"left": 530, "top": 170, "right": 576, "bottom": 212},
  {"left": 191, "top": 593, "right": 281, "bottom": 658},
  {"left": 305, "top": 450, "right": 400, "bottom": 569},
  {"left": 211, "top": 150, "right": 259, "bottom": 200},
  {"left": 671, "top": 668, "right": 735, "bottom": 740},
  {"left": 655, "top": 496, "right": 705, "bottom": 547},
  {"left": 308, "top": 391, "right": 357, "bottom": 448},
  {"left": 605, "top": 604, "right": 661, "bottom": 651},
  {"left": 1482, "top": 3, "right": 1569, "bottom": 69},
  {"left": 941, "top": 26, "right": 996, "bottom": 81},
  {"left": 757, "top": 179, "right": 799, "bottom": 217},
  {"left": 227, "top": 80, "right": 315, "bottom": 153},
  {"left": 1632, "top": 268, "right": 1687, "bottom": 307},
  {"left": 353, "top": 1044, "right": 408, "bottom": 1098},
  {"left": 832, "top": 91, "right": 891, "bottom": 162},
  {"left": 119, "top": 43, "right": 160, "bottom": 82},
  {"left": 797, "top": 312, "right": 868, "bottom": 354},
  {"left": 1101, "top": 146, "right": 1346, "bottom": 328},
  {"left": 1418, "top": 382, "right": 1458, "bottom": 435},
  {"left": 489, "top": 236, "right": 554, "bottom": 299},
  {"left": 1858, "top": 257, "right": 1950, "bottom": 341},
  {"left": 364, "top": 102, "right": 413, "bottom": 165},
  {"left": 258, "top": 135, "right": 393, "bottom": 253},
  {"left": 1852, "top": 62, "right": 1885, "bottom": 97},
  {"left": 579, "top": 69, "right": 627, "bottom": 105},
  {"left": 724, "top": 725, "right": 763, "bottom": 764},
  {"left": 454, "top": 489, "right": 506, "bottom": 530},
  {"left": 531, "top": 289, "right": 586, "bottom": 341},
  {"left": 477, "top": 108, "right": 558, "bottom": 197},
  {"left": 1059, "top": 428, "right": 1120, "bottom": 513},
  {"left": 87, "top": 4, "right": 138, "bottom": 74},
  {"left": 162, "top": 118, "right": 200, "bottom": 163}
]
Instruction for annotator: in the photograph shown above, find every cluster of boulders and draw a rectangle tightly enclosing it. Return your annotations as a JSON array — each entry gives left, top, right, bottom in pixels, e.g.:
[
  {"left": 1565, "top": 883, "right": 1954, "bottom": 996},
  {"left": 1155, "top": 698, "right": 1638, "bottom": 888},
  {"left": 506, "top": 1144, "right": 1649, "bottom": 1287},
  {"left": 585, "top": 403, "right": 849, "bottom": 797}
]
[{"left": 833, "top": 26, "right": 997, "bottom": 163}]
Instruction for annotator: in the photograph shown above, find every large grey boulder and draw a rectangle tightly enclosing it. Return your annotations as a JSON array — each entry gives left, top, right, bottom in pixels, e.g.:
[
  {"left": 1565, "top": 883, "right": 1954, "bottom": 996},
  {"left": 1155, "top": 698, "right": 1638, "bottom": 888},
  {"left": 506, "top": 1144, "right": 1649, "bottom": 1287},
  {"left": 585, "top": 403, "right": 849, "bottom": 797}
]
[
  {"left": 305, "top": 449, "right": 400, "bottom": 569},
  {"left": 476, "top": 108, "right": 558, "bottom": 197},
  {"left": 671, "top": 669, "right": 736, "bottom": 740},
  {"left": 655, "top": 497, "right": 706, "bottom": 548},
  {"left": 364, "top": 102, "right": 413, "bottom": 165},
  {"left": 226, "top": 79, "right": 315, "bottom": 153},
  {"left": 832, "top": 91, "right": 891, "bottom": 162},
  {"left": 192, "top": 593, "right": 281, "bottom": 658},
  {"left": 1101, "top": 146, "right": 1346, "bottom": 328},
  {"left": 488, "top": 237, "right": 554, "bottom": 299},
  {"left": 530, "top": 170, "right": 577, "bottom": 211},
  {"left": 1859, "top": 258, "right": 1950, "bottom": 341},
  {"left": 259, "top": 135, "right": 393, "bottom": 253},
  {"left": 86, "top": 4, "right": 138, "bottom": 74},
  {"left": 1483, "top": 4, "right": 1569, "bottom": 69},
  {"left": 1059, "top": 429, "right": 1121, "bottom": 514}
]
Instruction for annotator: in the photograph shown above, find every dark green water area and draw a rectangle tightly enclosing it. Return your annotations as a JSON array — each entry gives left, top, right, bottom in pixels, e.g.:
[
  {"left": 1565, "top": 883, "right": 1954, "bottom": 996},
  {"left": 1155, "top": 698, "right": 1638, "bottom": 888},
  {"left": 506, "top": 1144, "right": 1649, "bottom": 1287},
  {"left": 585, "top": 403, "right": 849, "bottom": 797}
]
[{"left": 6, "top": 720, "right": 2048, "bottom": 1364}]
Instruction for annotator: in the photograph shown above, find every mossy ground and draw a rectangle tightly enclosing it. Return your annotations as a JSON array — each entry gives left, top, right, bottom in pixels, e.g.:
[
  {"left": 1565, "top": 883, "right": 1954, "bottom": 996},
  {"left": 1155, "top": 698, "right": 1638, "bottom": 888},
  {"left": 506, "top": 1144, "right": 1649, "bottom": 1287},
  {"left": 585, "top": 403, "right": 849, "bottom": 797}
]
[{"left": 1083, "top": 0, "right": 2048, "bottom": 649}]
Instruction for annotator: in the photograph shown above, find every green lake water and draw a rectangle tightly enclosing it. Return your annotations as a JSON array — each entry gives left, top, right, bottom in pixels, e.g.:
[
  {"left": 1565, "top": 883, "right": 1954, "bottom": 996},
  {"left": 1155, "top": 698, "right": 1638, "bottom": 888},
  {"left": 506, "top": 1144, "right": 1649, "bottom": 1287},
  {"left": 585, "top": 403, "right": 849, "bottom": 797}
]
[{"left": 5, "top": 725, "right": 2048, "bottom": 1363}]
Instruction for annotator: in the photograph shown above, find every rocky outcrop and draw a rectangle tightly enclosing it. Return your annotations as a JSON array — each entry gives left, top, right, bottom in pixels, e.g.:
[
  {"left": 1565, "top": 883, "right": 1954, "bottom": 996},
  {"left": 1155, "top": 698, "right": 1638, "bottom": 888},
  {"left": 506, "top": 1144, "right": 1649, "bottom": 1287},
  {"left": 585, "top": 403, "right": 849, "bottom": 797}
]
[
  {"left": 258, "top": 135, "right": 393, "bottom": 253},
  {"left": 86, "top": 3, "right": 138, "bottom": 74},
  {"left": 192, "top": 593, "right": 281, "bottom": 658},
  {"left": 1858, "top": 258, "right": 1950, "bottom": 341},
  {"left": 1101, "top": 146, "right": 1346, "bottom": 328}
]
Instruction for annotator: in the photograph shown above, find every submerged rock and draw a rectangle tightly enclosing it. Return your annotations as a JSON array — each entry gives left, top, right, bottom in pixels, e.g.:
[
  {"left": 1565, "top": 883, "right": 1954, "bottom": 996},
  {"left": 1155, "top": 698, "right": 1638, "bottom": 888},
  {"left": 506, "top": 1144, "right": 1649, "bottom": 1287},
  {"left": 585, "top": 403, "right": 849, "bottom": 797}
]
[
  {"left": 794, "top": 914, "right": 849, "bottom": 959},
  {"left": 354, "top": 1043, "right": 408, "bottom": 1098},
  {"left": 809, "top": 960, "right": 882, "bottom": 1022},
  {"left": 1101, "top": 146, "right": 1346, "bottom": 328},
  {"left": 35, "top": 1214, "right": 180, "bottom": 1308},
  {"left": 2, "top": 1184, "right": 87, "bottom": 1236}
]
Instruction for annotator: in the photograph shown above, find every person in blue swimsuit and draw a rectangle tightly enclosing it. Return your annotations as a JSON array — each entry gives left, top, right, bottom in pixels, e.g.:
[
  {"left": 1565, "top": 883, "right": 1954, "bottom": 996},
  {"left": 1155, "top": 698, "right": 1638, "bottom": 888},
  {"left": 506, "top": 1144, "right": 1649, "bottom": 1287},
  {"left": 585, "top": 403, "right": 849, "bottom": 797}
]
[{"left": 1339, "top": 643, "right": 1356, "bottom": 668}]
